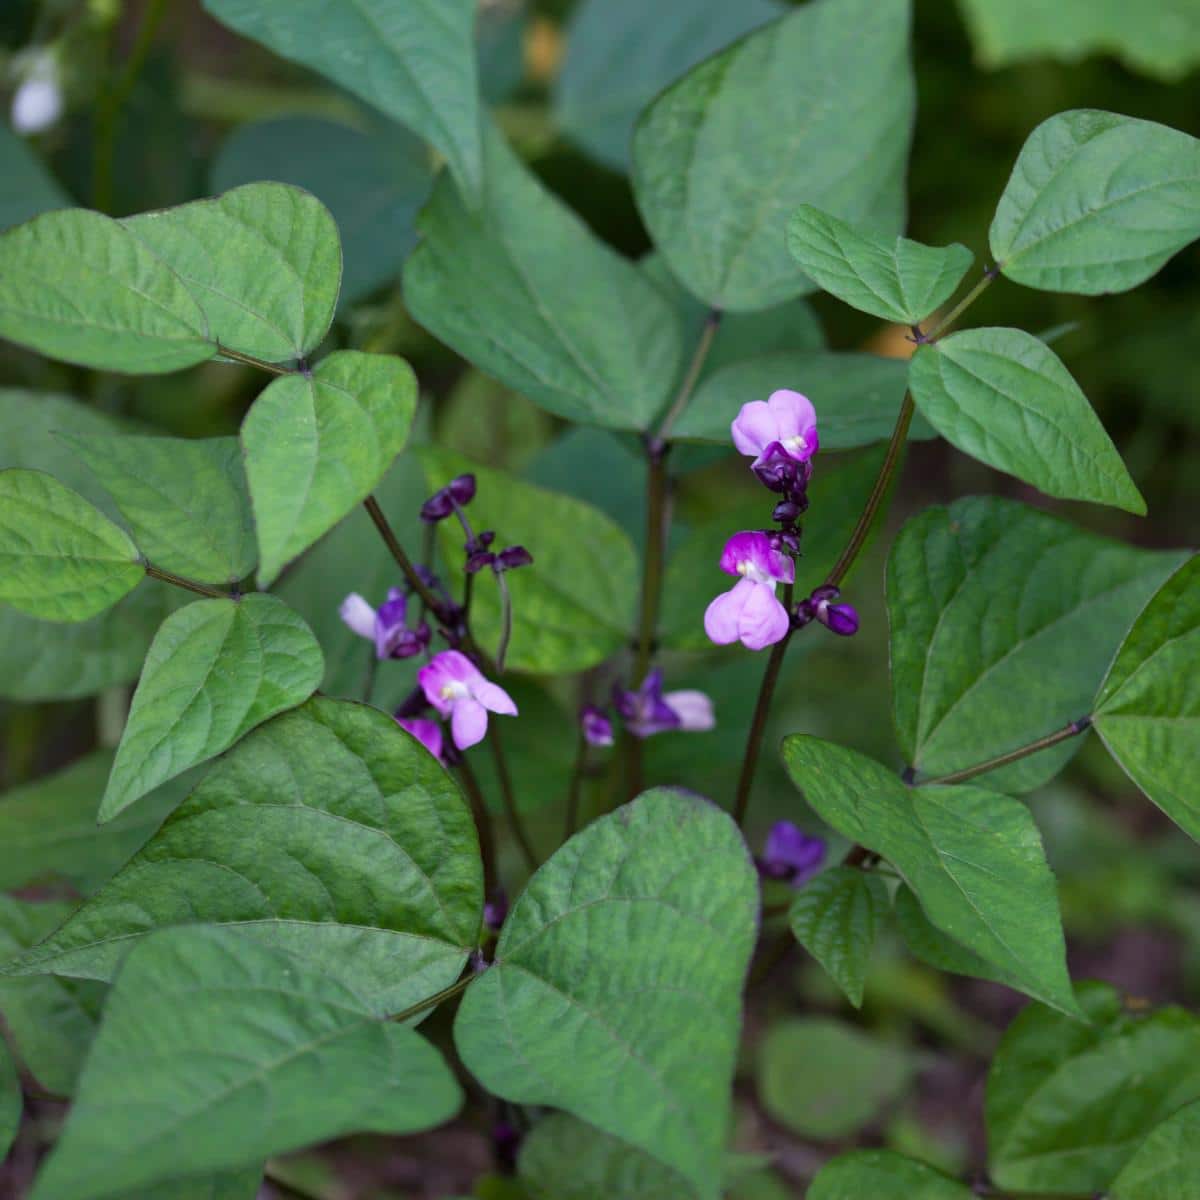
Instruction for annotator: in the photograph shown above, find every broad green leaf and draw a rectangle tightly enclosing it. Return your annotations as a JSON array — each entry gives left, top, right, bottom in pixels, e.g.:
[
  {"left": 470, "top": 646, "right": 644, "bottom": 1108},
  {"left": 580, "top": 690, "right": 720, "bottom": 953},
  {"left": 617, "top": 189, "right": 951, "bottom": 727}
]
[
  {"left": 30, "top": 926, "right": 463, "bottom": 1200},
  {"left": 0, "top": 1034, "right": 18, "bottom": 1160},
  {"left": 404, "top": 125, "right": 682, "bottom": 431},
  {"left": 122, "top": 182, "right": 340, "bottom": 363},
  {"left": 1110, "top": 1099, "right": 1200, "bottom": 1199},
  {"left": 455, "top": 789, "right": 759, "bottom": 1198},
  {"left": 99, "top": 594, "right": 323, "bottom": 820},
  {"left": 202, "top": 0, "right": 482, "bottom": 199},
  {"left": 674, "top": 352, "right": 935, "bottom": 450},
  {"left": 65, "top": 433, "right": 256, "bottom": 585},
  {"left": 0, "top": 121, "right": 70, "bottom": 230},
  {"left": 888, "top": 496, "right": 1184, "bottom": 791},
  {"left": 554, "top": 0, "right": 783, "bottom": 172},
  {"left": 1094, "top": 555, "right": 1200, "bottom": 840},
  {"left": 782, "top": 737, "right": 1078, "bottom": 1015},
  {"left": 909, "top": 328, "right": 1144, "bottom": 513},
  {"left": 0, "top": 209, "right": 213, "bottom": 372},
  {"left": 419, "top": 448, "right": 638, "bottom": 673},
  {"left": 758, "top": 1018, "right": 913, "bottom": 1138},
  {"left": 959, "top": 0, "right": 1200, "bottom": 80},
  {"left": 808, "top": 1150, "right": 974, "bottom": 1200},
  {"left": 787, "top": 206, "right": 973, "bottom": 324},
  {"left": 519, "top": 1113, "right": 691, "bottom": 1200},
  {"left": 987, "top": 983, "right": 1200, "bottom": 1193},
  {"left": 631, "top": 0, "right": 914, "bottom": 311},
  {"left": 12, "top": 699, "right": 482, "bottom": 1015},
  {"left": 0, "top": 897, "right": 104, "bottom": 1096},
  {"left": 0, "top": 469, "right": 143, "bottom": 621},
  {"left": 788, "top": 868, "right": 888, "bottom": 1008},
  {"left": 242, "top": 350, "right": 417, "bottom": 586},
  {"left": 989, "top": 110, "right": 1200, "bottom": 294},
  {"left": 211, "top": 116, "right": 433, "bottom": 307},
  {"left": 127, "top": 1171, "right": 262, "bottom": 1200}
]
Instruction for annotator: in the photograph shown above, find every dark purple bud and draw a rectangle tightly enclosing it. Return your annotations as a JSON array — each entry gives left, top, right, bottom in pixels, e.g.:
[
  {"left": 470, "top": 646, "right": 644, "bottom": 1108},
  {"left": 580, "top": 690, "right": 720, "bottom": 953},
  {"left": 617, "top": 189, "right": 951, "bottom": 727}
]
[
  {"left": 394, "top": 686, "right": 429, "bottom": 720},
  {"left": 772, "top": 500, "right": 801, "bottom": 524},
  {"left": 580, "top": 704, "right": 614, "bottom": 747},
  {"left": 822, "top": 602, "right": 860, "bottom": 636},
  {"left": 465, "top": 550, "right": 496, "bottom": 574},
  {"left": 793, "top": 584, "right": 859, "bottom": 637},
  {"left": 478, "top": 529, "right": 496, "bottom": 549},
  {"left": 420, "top": 473, "right": 478, "bottom": 522},
  {"left": 484, "top": 890, "right": 508, "bottom": 933},
  {"left": 775, "top": 529, "right": 803, "bottom": 555},
  {"left": 496, "top": 545, "right": 533, "bottom": 571},
  {"left": 448, "top": 473, "right": 476, "bottom": 505},
  {"left": 757, "top": 820, "right": 826, "bottom": 888}
]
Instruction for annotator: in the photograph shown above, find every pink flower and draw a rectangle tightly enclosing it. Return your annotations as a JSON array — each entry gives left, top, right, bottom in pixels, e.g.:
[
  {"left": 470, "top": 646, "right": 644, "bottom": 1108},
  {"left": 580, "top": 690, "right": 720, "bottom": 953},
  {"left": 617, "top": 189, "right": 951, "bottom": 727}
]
[
  {"left": 731, "top": 389, "right": 819, "bottom": 470},
  {"left": 396, "top": 717, "right": 445, "bottom": 762},
  {"left": 417, "top": 650, "right": 517, "bottom": 750},
  {"left": 704, "top": 531, "right": 795, "bottom": 651},
  {"left": 339, "top": 588, "right": 430, "bottom": 659}
]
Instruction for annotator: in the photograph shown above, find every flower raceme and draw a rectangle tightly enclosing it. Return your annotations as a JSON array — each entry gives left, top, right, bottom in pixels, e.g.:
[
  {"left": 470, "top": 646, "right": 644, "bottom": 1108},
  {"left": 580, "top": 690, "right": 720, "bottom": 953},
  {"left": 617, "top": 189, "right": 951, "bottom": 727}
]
[
  {"left": 704, "top": 532, "right": 795, "bottom": 651},
  {"left": 418, "top": 650, "right": 517, "bottom": 751}
]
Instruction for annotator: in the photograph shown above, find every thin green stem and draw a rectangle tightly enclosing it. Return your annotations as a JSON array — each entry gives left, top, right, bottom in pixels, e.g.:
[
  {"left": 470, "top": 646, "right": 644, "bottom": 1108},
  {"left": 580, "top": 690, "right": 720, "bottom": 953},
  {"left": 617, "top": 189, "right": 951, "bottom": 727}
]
[
  {"left": 215, "top": 344, "right": 297, "bottom": 377},
  {"left": 655, "top": 307, "right": 723, "bottom": 443},
  {"left": 487, "top": 725, "right": 539, "bottom": 874},
  {"left": 732, "top": 582, "right": 794, "bottom": 827},
  {"left": 144, "top": 562, "right": 233, "bottom": 600},
  {"left": 563, "top": 726, "right": 588, "bottom": 843},
  {"left": 495, "top": 569, "right": 513, "bottom": 673},
  {"left": 924, "top": 266, "right": 999, "bottom": 342},
  {"left": 917, "top": 716, "right": 1092, "bottom": 788},
  {"left": 387, "top": 971, "right": 476, "bottom": 1024},
  {"left": 457, "top": 754, "right": 497, "bottom": 897}
]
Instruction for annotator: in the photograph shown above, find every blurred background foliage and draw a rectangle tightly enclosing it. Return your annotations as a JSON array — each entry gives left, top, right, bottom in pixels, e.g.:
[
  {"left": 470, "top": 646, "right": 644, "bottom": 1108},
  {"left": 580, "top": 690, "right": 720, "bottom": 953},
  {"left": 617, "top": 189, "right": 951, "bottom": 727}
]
[{"left": 0, "top": 1, "right": 1197, "bottom": 1196}]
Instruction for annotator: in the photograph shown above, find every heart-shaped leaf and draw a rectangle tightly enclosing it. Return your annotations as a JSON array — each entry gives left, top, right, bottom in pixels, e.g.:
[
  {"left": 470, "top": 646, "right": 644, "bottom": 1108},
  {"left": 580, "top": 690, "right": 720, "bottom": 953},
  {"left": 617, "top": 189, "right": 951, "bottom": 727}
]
[
  {"left": 1110, "top": 1099, "right": 1200, "bottom": 1199},
  {"left": 808, "top": 1151, "right": 973, "bottom": 1200}
]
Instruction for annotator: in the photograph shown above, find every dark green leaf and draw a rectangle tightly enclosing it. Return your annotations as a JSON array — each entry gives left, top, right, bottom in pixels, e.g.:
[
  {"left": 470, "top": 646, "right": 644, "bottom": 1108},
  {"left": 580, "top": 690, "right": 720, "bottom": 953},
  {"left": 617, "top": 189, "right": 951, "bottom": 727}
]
[
  {"left": 1110, "top": 1099, "right": 1200, "bottom": 1199},
  {"left": 0, "top": 1032, "right": 19, "bottom": 1160},
  {"left": 807, "top": 1150, "right": 974, "bottom": 1200},
  {"left": 0, "top": 121, "right": 70, "bottom": 230}
]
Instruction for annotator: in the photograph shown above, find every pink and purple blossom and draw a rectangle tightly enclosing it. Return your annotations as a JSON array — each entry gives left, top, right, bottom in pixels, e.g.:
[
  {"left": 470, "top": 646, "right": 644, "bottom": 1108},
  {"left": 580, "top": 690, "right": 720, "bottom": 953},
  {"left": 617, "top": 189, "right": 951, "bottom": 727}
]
[
  {"left": 613, "top": 669, "right": 714, "bottom": 739},
  {"left": 732, "top": 390, "right": 818, "bottom": 469},
  {"left": 418, "top": 650, "right": 517, "bottom": 750},
  {"left": 704, "top": 531, "right": 795, "bottom": 651},
  {"left": 339, "top": 588, "right": 431, "bottom": 659},
  {"left": 795, "top": 584, "right": 860, "bottom": 637},
  {"left": 580, "top": 704, "right": 614, "bottom": 747}
]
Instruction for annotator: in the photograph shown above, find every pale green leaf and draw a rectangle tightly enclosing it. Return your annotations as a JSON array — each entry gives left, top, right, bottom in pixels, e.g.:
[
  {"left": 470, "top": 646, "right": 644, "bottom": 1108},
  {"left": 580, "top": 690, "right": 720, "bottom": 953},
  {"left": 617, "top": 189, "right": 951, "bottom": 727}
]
[
  {"left": 0, "top": 469, "right": 143, "bottom": 621},
  {"left": 243, "top": 350, "right": 416, "bottom": 586},
  {"left": 782, "top": 737, "right": 1079, "bottom": 1015},
  {"left": 786, "top": 205, "right": 973, "bottom": 324},
  {"left": 65, "top": 433, "right": 256, "bottom": 585},
  {"left": 632, "top": 0, "right": 914, "bottom": 311},
  {"left": 808, "top": 1150, "right": 974, "bottom": 1200},
  {"left": 788, "top": 868, "right": 888, "bottom": 1008},
  {"left": 888, "top": 496, "right": 1183, "bottom": 791},
  {"left": 909, "top": 328, "right": 1144, "bottom": 512},
  {"left": 0, "top": 1033, "right": 19, "bottom": 1160},
  {"left": 99, "top": 594, "right": 324, "bottom": 820},
  {"left": 201, "top": 0, "right": 482, "bottom": 199},
  {"left": 455, "top": 789, "right": 759, "bottom": 1199},
  {"left": 0, "top": 121, "right": 70, "bottom": 230},
  {"left": 13, "top": 698, "right": 482, "bottom": 1015},
  {"left": 990, "top": 110, "right": 1200, "bottom": 294},
  {"left": 1110, "top": 1099, "right": 1200, "bottom": 1199},
  {"left": 29, "top": 926, "right": 463, "bottom": 1200},
  {"left": 1094, "top": 555, "right": 1200, "bottom": 840},
  {"left": 404, "top": 124, "right": 682, "bottom": 431}
]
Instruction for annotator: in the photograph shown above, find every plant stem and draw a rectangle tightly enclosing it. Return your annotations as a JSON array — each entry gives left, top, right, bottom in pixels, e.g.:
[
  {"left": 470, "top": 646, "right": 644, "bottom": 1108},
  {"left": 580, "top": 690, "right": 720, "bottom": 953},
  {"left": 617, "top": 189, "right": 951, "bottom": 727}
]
[
  {"left": 632, "top": 448, "right": 670, "bottom": 687},
  {"left": 495, "top": 569, "right": 513, "bottom": 673},
  {"left": 825, "top": 393, "right": 914, "bottom": 589},
  {"left": 655, "top": 307, "right": 723, "bottom": 443},
  {"left": 387, "top": 971, "right": 476, "bottom": 1024},
  {"left": 144, "top": 563, "right": 234, "bottom": 600},
  {"left": 215, "top": 344, "right": 298, "bottom": 377},
  {"left": 563, "top": 727, "right": 588, "bottom": 842},
  {"left": 918, "top": 717, "right": 1093, "bottom": 788},
  {"left": 487, "top": 726, "right": 539, "bottom": 874},
  {"left": 924, "top": 266, "right": 999, "bottom": 342},
  {"left": 362, "top": 497, "right": 444, "bottom": 614},
  {"left": 732, "top": 582, "right": 794, "bottom": 827},
  {"left": 457, "top": 755, "right": 498, "bottom": 897}
]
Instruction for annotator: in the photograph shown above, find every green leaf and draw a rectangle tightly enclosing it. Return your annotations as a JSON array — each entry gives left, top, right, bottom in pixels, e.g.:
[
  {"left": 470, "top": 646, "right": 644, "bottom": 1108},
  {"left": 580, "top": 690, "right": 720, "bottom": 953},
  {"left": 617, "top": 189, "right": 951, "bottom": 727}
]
[
  {"left": 0, "top": 209, "right": 213, "bottom": 372},
  {"left": 807, "top": 1150, "right": 974, "bottom": 1200},
  {"left": 0, "top": 121, "right": 70, "bottom": 231},
  {"left": 987, "top": 983, "right": 1200, "bottom": 1193},
  {"left": 455, "top": 789, "right": 759, "bottom": 1198},
  {"left": 759, "top": 1019, "right": 913, "bottom": 1139},
  {"left": 122, "top": 182, "right": 340, "bottom": 363},
  {"left": 242, "top": 350, "right": 417, "bottom": 587},
  {"left": 519, "top": 1113, "right": 692, "bottom": 1200},
  {"left": 211, "top": 116, "right": 433, "bottom": 308},
  {"left": 888, "top": 496, "right": 1184, "bottom": 791},
  {"left": 404, "top": 124, "right": 682, "bottom": 431},
  {"left": 12, "top": 698, "right": 482, "bottom": 1015},
  {"left": 419, "top": 448, "right": 638, "bottom": 673},
  {"left": 788, "top": 868, "right": 888, "bottom": 1008},
  {"left": 989, "top": 110, "right": 1200, "bottom": 294},
  {"left": 0, "top": 469, "right": 143, "bottom": 621},
  {"left": 908, "top": 328, "right": 1144, "bottom": 513},
  {"left": 554, "top": 0, "right": 783, "bottom": 172},
  {"left": 631, "top": 0, "right": 914, "bottom": 311},
  {"left": 1094, "top": 555, "right": 1200, "bottom": 840},
  {"left": 126, "top": 1172, "right": 263, "bottom": 1200},
  {"left": 1110, "top": 1099, "right": 1200, "bottom": 1199},
  {"left": 99, "top": 594, "right": 324, "bottom": 820},
  {"left": 65, "top": 433, "right": 256, "bottom": 585},
  {"left": 0, "top": 1032, "right": 19, "bottom": 1160},
  {"left": 786, "top": 205, "right": 973, "bottom": 324},
  {"left": 674, "top": 352, "right": 935, "bottom": 450},
  {"left": 201, "top": 0, "right": 482, "bottom": 199},
  {"left": 781, "top": 737, "right": 1079, "bottom": 1015},
  {"left": 29, "top": 926, "right": 463, "bottom": 1200}
]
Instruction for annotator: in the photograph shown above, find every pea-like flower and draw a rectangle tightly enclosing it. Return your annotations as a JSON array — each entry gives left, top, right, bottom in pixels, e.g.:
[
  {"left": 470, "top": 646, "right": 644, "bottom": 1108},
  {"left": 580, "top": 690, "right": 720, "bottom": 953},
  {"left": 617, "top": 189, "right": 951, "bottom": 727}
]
[
  {"left": 396, "top": 717, "right": 445, "bottom": 763},
  {"left": 11, "top": 51, "right": 63, "bottom": 135},
  {"left": 418, "top": 650, "right": 517, "bottom": 750},
  {"left": 613, "top": 669, "right": 714, "bottom": 739},
  {"left": 732, "top": 390, "right": 819, "bottom": 471},
  {"left": 704, "top": 531, "right": 795, "bottom": 651},
  {"left": 756, "top": 821, "right": 827, "bottom": 887},
  {"left": 580, "top": 704, "right": 614, "bottom": 747},
  {"left": 339, "top": 588, "right": 430, "bottom": 659},
  {"left": 795, "top": 584, "right": 860, "bottom": 637}
]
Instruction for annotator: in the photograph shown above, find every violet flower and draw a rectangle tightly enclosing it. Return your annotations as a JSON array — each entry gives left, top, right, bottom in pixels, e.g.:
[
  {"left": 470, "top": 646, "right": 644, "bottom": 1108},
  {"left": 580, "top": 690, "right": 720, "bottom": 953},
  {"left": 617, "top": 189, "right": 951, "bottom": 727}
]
[
  {"left": 613, "top": 669, "right": 714, "bottom": 739},
  {"left": 418, "top": 650, "right": 517, "bottom": 750},
  {"left": 795, "top": 584, "right": 860, "bottom": 637},
  {"left": 757, "top": 821, "right": 827, "bottom": 887},
  {"left": 580, "top": 704, "right": 614, "bottom": 747},
  {"left": 732, "top": 390, "right": 819, "bottom": 471},
  {"left": 396, "top": 717, "right": 444, "bottom": 763},
  {"left": 340, "top": 588, "right": 431, "bottom": 659},
  {"left": 704, "top": 531, "right": 795, "bottom": 651}
]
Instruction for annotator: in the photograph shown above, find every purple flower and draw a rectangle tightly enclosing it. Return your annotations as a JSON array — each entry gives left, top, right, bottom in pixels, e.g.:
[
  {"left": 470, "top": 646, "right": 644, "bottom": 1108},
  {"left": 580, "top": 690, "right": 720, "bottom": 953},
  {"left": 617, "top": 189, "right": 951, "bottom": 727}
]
[
  {"left": 418, "top": 650, "right": 517, "bottom": 750},
  {"left": 795, "top": 584, "right": 860, "bottom": 637},
  {"left": 704, "top": 531, "right": 795, "bottom": 651},
  {"left": 580, "top": 704, "right": 614, "bottom": 747},
  {"left": 484, "top": 890, "right": 508, "bottom": 932},
  {"left": 613, "top": 669, "right": 715, "bottom": 739},
  {"left": 340, "top": 588, "right": 430, "bottom": 659},
  {"left": 421, "top": 474, "right": 477, "bottom": 522},
  {"left": 396, "top": 717, "right": 444, "bottom": 762},
  {"left": 757, "top": 821, "right": 827, "bottom": 887},
  {"left": 732, "top": 390, "right": 819, "bottom": 469}
]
